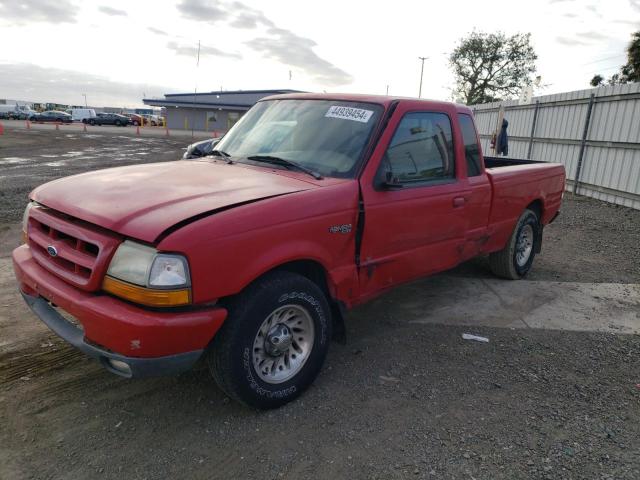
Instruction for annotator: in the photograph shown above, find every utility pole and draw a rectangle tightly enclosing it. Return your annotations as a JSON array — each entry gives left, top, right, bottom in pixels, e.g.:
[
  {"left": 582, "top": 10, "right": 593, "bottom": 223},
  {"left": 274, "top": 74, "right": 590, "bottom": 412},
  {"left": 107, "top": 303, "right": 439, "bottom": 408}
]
[
  {"left": 191, "top": 40, "right": 200, "bottom": 138},
  {"left": 82, "top": 94, "right": 87, "bottom": 108},
  {"left": 418, "top": 56, "right": 428, "bottom": 98}
]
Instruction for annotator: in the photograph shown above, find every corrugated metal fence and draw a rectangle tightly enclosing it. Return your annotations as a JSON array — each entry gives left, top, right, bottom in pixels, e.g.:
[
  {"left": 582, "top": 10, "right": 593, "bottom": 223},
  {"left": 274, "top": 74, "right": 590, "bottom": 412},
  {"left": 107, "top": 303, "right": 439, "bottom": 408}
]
[{"left": 472, "top": 83, "right": 640, "bottom": 210}]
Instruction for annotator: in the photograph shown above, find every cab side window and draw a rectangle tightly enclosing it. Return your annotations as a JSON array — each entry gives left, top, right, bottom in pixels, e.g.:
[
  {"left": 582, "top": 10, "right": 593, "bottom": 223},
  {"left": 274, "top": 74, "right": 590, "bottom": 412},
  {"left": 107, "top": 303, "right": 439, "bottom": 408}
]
[
  {"left": 382, "top": 112, "right": 455, "bottom": 185},
  {"left": 458, "top": 113, "right": 482, "bottom": 177}
]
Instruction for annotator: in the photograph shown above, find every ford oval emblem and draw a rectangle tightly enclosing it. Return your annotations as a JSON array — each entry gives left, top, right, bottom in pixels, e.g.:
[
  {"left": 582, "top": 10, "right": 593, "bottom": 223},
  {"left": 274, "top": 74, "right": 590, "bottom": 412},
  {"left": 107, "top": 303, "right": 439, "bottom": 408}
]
[{"left": 46, "top": 245, "right": 58, "bottom": 257}]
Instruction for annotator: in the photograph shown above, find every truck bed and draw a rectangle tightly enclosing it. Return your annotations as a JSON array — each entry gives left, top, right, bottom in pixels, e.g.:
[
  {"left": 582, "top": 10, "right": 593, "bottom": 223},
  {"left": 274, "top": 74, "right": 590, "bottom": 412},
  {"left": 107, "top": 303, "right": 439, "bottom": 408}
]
[
  {"left": 484, "top": 156, "right": 545, "bottom": 169},
  {"left": 481, "top": 156, "right": 566, "bottom": 253}
]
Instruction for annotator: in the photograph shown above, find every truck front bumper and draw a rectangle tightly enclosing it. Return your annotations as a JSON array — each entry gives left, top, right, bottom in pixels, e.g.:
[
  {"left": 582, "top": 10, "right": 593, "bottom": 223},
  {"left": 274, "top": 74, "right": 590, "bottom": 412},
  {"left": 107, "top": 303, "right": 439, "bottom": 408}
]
[{"left": 13, "top": 245, "right": 228, "bottom": 378}]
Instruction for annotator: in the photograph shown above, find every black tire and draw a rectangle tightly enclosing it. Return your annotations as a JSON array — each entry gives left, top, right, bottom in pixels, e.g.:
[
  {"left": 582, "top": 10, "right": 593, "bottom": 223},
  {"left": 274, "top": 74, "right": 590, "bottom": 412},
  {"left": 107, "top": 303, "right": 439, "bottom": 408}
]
[
  {"left": 489, "top": 208, "right": 540, "bottom": 279},
  {"left": 115, "top": 120, "right": 122, "bottom": 126},
  {"left": 208, "top": 271, "right": 332, "bottom": 409},
  {"left": 89, "top": 119, "right": 96, "bottom": 126}
]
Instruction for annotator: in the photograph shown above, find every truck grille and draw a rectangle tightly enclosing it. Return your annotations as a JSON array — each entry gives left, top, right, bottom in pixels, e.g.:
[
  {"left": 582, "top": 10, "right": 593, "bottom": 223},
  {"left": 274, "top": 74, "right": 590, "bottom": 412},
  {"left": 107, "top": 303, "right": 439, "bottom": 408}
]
[{"left": 27, "top": 206, "right": 121, "bottom": 291}]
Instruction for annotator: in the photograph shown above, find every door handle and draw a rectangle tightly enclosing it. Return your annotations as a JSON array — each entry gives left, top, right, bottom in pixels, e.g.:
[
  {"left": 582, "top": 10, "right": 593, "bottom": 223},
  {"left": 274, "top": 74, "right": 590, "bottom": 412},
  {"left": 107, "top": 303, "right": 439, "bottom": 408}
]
[{"left": 453, "top": 197, "right": 466, "bottom": 208}]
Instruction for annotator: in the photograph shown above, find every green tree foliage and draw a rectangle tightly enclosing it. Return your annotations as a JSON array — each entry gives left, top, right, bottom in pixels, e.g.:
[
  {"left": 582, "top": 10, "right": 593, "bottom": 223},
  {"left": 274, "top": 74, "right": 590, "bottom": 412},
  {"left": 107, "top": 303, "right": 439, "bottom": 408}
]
[
  {"left": 449, "top": 31, "right": 537, "bottom": 105},
  {"left": 590, "top": 74, "right": 605, "bottom": 87},
  {"left": 592, "top": 31, "right": 640, "bottom": 86}
]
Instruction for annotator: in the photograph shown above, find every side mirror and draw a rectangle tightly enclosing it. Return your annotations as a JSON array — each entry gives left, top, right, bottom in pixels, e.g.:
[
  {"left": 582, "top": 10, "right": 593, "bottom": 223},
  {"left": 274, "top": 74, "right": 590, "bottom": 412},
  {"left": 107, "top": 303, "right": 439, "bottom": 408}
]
[{"left": 382, "top": 171, "right": 403, "bottom": 189}]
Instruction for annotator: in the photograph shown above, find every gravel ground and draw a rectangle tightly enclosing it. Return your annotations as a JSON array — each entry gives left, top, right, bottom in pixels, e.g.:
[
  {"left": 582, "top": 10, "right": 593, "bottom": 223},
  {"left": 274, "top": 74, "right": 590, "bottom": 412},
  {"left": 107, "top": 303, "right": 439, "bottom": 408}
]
[
  {"left": 0, "top": 127, "right": 208, "bottom": 222},
  {"left": 0, "top": 128, "right": 639, "bottom": 479}
]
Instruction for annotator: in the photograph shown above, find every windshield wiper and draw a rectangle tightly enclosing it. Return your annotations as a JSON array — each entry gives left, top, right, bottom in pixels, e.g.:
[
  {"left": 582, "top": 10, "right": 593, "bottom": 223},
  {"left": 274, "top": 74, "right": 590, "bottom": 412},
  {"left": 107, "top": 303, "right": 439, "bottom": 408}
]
[
  {"left": 210, "top": 149, "right": 233, "bottom": 164},
  {"left": 246, "top": 155, "right": 323, "bottom": 180}
]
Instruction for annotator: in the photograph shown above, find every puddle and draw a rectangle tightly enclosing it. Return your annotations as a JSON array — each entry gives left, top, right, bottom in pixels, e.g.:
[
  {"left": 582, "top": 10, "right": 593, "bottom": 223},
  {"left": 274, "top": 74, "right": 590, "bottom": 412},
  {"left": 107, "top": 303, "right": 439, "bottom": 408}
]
[
  {"left": 44, "top": 161, "right": 66, "bottom": 167},
  {"left": 39, "top": 154, "right": 59, "bottom": 158},
  {"left": 0, "top": 157, "right": 31, "bottom": 165},
  {"left": 61, "top": 151, "right": 84, "bottom": 157}
]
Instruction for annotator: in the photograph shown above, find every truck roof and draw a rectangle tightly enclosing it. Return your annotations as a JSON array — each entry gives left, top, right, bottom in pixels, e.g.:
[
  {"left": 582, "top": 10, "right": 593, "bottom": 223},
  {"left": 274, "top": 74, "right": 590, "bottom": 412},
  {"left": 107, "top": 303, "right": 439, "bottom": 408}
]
[{"left": 261, "top": 92, "right": 474, "bottom": 115}]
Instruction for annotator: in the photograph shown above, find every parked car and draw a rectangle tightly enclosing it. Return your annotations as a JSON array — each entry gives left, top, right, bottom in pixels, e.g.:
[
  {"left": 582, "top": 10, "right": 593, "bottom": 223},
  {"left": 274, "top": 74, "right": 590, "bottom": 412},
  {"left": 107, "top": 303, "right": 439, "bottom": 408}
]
[
  {"left": 123, "top": 113, "right": 144, "bottom": 126},
  {"left": 13, "top": 93, "right": 565, "bottom": 409},
  {"left": 183, "top": 138, "right": 221, "bottom": 158},
  {"left": 0, "top": 104, "right": 22, "bottom": 119},
  {"left": 29, "top": 110, "right": 72, "bottom": 123},
  {"left": 141, "top": 114, "right": 160, "bottom": 126},
  {"left": 72, "top": 108, "right": 96, "bottom": 123},
  {"left": 11, "top": 109, "right": 37, "bottom": 120},
  {"left": 87, "top": 113, "right": 131, "bottom": 126},
  {"left": 0, "top": 105, "right": 37, "bottom": 120}
]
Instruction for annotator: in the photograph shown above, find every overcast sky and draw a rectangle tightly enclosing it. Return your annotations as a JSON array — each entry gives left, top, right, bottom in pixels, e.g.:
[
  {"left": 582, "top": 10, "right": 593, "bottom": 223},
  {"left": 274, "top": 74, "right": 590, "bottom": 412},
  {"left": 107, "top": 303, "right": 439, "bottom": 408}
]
[{"left": 0, "top": 0, "right": 638, "bottom": 107}]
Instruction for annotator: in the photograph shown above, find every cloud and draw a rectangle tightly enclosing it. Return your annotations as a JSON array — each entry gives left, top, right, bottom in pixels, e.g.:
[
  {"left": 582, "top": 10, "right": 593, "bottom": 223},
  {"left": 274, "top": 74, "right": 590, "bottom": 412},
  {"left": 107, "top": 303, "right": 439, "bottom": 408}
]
[
  {"left": 247, "top": 28, "right": 353, "bottom": 86},
  {"left": 0, "top": 63, "right": 174, "bottom": 106},
  {"left": 98, "top": 6, "right": 127, "bottom": 17},
  {"left": 0, "top": 0, "right": 78, "bottom": 24},
  {"left": 613, "top": 18, "right": 640, "bottom": 26},
  {"left": 563, "top": 12, "right": 578, "bottom": 18},
  {"left": 176, "top": 0, "right": 228, "bottom": 22},
  {"left": 166, "top": 41, "right": 242, "bottom": 60},
  {"left": 230, "top": 10, "right": 273, "bottom": 29},
  {"left": 585, "top": 4, "right": 602, "bottom": 17},
  {"left": 148, "top": 27, "right": 167, "bottom": 36},
  {"left": 176, "top": 0, "right": 352, "bottom": 86},
  {"left": 630, "top": 0, "right": 640, "bottom": 12},
  {"left": 556, "top": 36, "right": 591, "bottom": 46},
  {"left": 576, "top": 31, "right": 610, "bottom": 41}
]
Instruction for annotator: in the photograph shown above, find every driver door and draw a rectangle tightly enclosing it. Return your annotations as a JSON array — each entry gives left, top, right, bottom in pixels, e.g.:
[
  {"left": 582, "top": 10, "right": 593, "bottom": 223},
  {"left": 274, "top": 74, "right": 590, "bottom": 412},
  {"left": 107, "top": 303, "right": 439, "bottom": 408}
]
[{"left": 357, "top": 105, "right": 469, "bottom": 300}]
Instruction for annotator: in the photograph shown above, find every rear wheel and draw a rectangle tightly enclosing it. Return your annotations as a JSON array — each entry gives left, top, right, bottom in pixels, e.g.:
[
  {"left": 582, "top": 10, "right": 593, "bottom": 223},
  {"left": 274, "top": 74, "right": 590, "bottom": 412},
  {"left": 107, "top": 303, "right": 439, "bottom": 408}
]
[
  {"left": 89, "top": 119, "right": 96, "bottom": 126},
  {"left": 208, "top": 271, "right": 332, "bottom": 409},
  {"left": 115, "top": 120, "right": 122, "bottom": 126},
  {"left": 489, "top": 208, "right": 540, "bottom": 279}
]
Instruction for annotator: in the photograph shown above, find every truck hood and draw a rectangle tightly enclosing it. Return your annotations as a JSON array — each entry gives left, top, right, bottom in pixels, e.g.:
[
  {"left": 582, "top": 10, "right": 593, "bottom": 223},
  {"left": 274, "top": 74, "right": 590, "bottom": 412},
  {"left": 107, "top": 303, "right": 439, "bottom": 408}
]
[{"left": 31, "top": 160, "right": 315, "bottom": 243}]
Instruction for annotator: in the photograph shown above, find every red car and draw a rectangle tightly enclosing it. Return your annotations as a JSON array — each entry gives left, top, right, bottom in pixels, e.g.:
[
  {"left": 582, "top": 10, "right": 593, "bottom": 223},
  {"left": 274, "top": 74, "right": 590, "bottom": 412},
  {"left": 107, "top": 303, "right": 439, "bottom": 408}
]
[
  {"left": 13, "top": 93, "right": 565, "bottom": 408},
  {"left": 123, "top": 113, "right": 144, "bottom": 126}
]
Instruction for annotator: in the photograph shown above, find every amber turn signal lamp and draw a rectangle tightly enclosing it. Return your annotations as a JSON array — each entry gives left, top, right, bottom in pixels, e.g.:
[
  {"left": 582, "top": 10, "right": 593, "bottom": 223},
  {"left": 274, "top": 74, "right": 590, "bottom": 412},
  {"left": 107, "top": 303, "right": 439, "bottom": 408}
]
[{"left": 102, "top": 276, "right": 191, "bottom": 307}]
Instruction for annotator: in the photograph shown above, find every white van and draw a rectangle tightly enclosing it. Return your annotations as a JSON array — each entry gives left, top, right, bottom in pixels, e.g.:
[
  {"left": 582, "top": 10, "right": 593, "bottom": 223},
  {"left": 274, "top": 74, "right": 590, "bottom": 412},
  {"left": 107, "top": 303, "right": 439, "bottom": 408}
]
[
  {"left": 0, "top": 104, "right": 20, "bottom": 119},
  {"left": 71, "top": 108, "right": 97, "bottom": 123}
]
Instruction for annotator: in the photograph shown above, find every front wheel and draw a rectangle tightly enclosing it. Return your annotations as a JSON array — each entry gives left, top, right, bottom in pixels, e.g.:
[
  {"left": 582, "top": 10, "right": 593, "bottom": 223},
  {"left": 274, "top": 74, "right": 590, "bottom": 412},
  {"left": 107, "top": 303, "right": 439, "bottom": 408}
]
[
  {"left": 208, "top": 271, "right": 332, "bottom": 409},
  {"left": 489, "top": 208, "right": 540, "bottom": 279}
]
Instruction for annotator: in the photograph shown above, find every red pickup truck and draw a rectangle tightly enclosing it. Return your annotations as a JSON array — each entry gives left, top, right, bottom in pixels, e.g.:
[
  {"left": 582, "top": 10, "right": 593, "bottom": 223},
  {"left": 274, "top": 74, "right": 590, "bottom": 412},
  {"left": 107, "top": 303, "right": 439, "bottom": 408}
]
[{"left": 13, "top": 93, "right": 565, "bottom": 408}]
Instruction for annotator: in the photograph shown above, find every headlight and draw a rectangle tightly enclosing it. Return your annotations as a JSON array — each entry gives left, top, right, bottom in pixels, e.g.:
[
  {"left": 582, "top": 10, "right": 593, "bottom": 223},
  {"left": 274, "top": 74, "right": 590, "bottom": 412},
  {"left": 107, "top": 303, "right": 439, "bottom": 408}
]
[
  {"left": 103, "top": 240, "right": 191, "bottom": 307},
  {"left": 22, "top": 201, "right": 35, "bottom": 242},
  {"left": 183, "top": 144, "right": 194, "bottom": 159}
]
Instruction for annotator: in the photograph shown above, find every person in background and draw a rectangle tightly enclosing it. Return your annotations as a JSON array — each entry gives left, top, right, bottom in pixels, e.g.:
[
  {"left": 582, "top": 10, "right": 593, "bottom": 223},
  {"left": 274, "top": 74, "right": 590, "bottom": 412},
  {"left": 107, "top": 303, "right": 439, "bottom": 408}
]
[{"left": 497, "top": 119, "right": 509, "bottom": 156}]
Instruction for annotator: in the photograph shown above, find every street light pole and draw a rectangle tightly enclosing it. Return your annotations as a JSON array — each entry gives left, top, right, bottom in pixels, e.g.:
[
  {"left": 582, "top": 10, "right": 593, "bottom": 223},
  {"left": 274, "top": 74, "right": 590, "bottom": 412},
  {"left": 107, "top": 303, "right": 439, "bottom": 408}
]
[
  {"left": 82, "top": 94, "right": 87, "bottom": 108},
  {"left": 418, "top": 56, "right": 428, "bottom": 98}
]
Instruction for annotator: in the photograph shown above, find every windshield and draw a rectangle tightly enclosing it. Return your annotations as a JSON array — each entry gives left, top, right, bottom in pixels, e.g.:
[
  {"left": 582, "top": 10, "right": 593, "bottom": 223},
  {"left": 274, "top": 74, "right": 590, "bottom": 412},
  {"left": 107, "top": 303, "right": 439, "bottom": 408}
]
[{"left": 215, "top": 99, "right": 383, "bottom": 178}]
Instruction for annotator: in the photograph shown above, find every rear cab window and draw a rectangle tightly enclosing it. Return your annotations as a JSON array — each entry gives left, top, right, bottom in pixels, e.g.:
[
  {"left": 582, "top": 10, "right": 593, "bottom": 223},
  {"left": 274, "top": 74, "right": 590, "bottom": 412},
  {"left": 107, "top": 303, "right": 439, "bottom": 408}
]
[{"left": 458, "top": 113, "right": 483, "bottom": 177}]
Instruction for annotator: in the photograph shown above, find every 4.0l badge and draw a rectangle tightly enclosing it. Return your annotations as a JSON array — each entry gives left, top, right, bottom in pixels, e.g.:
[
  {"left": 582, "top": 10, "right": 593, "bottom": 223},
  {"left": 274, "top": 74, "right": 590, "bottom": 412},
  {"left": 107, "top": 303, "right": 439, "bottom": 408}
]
[{"left": 328, "top": 224, "right": 352, "bottom": 234}]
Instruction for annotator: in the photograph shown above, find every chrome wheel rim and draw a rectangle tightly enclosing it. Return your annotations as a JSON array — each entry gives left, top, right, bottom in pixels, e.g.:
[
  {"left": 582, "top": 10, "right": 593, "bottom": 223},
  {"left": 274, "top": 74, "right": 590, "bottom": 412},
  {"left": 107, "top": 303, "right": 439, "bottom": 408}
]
[
  {"left": 516, "top": 224, "right": 534, "bottom": 267},
  {"left": 252, "top": 304, "right": 315, "bottom": 384}
]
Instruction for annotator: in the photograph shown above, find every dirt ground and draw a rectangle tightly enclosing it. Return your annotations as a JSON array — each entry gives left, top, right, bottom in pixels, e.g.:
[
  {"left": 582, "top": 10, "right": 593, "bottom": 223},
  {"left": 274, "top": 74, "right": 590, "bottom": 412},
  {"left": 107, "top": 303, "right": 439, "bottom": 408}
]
[{"left": 1, "top": 128, "right": 639, "bottom": 479}]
